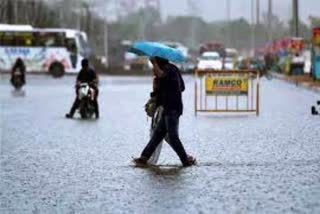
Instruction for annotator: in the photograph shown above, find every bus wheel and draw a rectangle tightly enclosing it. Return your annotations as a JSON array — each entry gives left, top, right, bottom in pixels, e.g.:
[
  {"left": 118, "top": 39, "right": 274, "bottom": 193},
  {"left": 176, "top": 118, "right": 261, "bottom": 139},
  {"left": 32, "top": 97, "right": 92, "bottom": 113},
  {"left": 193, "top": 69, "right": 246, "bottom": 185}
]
[{"left": 49, "top": 62, "right": 65, "bottom": 78}]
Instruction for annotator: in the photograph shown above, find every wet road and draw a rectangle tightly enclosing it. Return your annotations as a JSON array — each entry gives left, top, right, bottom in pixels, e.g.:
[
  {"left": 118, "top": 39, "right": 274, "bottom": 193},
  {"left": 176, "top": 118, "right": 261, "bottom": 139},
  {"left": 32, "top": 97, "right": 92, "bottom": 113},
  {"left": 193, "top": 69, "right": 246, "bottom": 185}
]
[{"left": 0, "top": 74, "right": 320, "bottom": 213}]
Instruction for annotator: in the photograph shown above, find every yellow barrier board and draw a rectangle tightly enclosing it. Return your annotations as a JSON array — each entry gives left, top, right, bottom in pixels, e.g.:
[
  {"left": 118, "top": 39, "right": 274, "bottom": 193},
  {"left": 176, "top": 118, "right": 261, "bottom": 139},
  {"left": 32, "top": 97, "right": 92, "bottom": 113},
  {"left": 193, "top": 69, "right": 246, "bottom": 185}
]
[{"left": 205, "top": 75, "right": 248, "bottom": 95}]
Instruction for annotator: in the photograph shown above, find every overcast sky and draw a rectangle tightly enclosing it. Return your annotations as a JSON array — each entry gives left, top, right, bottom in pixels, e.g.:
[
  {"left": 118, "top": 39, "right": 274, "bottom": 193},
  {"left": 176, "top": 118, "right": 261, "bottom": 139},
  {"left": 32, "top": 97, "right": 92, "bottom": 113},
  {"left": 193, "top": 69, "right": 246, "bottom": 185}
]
[{"left": 159, "top": 0, "right": 320, "bottom": 24}]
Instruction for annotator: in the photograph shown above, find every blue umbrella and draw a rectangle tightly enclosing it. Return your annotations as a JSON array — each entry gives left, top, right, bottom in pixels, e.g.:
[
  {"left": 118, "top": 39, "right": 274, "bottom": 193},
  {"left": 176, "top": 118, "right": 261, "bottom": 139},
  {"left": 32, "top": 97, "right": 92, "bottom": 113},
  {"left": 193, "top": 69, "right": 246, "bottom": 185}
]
[{"left": 129, "top": 41, "right": 186, "bottom": 63}]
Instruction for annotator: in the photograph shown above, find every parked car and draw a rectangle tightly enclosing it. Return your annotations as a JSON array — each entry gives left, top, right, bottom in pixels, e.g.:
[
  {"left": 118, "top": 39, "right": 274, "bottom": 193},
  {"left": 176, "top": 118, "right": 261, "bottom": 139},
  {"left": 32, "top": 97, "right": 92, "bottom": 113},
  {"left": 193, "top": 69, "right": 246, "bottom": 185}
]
[
  {"left": 181, "top": 56, "right": 197, "bottom": 73},
  {"left": 224, "top": 48, "right": 238, "bottom": 69},
  {"left": 123, "top": 52, "right": 152, "bottom": 71},
  {"left": 224, "top": 57, "right": 235, "bottom": 69},
  {"left": 236, "top": 57, "right": 266, "bottom": 76},
  {"left": 197, "top": 52, "right": 223, "bottom": 70}
]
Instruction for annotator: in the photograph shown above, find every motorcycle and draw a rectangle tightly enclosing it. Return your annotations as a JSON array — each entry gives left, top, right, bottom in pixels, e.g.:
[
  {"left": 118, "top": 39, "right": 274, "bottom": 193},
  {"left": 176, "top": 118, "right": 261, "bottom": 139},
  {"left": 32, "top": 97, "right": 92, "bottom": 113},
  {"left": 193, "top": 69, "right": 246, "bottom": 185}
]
[
  {"left": 11, "top": 69, "right": 25, "bottom": 90},
  {"left": 77, "top": 83, "right": 95, "bottom": 119}
]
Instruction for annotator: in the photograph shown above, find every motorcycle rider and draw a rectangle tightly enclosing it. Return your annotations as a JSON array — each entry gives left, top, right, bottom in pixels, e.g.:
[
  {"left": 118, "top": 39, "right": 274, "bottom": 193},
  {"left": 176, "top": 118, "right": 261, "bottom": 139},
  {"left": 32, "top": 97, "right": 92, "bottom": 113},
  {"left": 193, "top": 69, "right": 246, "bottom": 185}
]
[
  {"left": 66, "top": 58, "right": 99, "bottom": 119},
  {"left": 10, "top": 58, "right": 26, "bottom": 86}
]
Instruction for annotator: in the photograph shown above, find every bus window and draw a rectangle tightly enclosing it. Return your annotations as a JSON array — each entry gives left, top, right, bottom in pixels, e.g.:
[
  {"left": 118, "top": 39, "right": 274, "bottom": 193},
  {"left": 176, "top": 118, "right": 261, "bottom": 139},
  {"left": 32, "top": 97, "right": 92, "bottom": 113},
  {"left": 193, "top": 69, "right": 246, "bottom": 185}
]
[
  {"left": 0, "top": 32, "right": 15, "bottom": 46},
  {"left": 0, "top": 31, "right": 66, "bottom": 47},
  {"left": 36, "top": 32, "right": 65, "bottom": 47},
  {"left": 16, "top": 32, "right": 33, "bottom": 46},
  {"left": 78, "top": 34, "right": 90, "bottom": 57},
  {"left": 0, "top": 32, "right": 34, "bottom": 46},
  {"left": 66, "top": 38, "right": 77, "bottom": 53}
]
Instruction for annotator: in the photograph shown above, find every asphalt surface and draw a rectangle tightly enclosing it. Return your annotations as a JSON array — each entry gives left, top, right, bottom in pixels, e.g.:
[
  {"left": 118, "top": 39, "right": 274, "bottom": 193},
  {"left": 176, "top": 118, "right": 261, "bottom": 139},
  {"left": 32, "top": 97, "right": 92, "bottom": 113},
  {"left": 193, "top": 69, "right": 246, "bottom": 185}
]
[{"left": 0, "top": 74, "right": 320, "bottom": 214}]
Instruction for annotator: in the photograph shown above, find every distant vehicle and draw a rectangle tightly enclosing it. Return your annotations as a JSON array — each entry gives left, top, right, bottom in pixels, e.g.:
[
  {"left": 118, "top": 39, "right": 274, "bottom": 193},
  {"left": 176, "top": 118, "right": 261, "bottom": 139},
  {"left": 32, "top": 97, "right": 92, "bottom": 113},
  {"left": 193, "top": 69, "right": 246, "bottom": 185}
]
[
  {"left": 161, "top": 41, "right": 189, "bottom": 58},
  {"left": 124, "top": 53, "right": 152, "bottom": 71},
  {"left": 197, "top": 52, "right": 223, "bottom": 70},
  {"left": 199, "top": 42, "right": 226, "bottom": 58},
  {"left": 236, "top": 57, "right": 266, "bottom": 75},
  {"left": 290, "top": 53, "right": 305, "bottom": 75},
  {"left": 122, "top": 40, "right": 190, "bottom": 71},
  {"left": 181, "top": 56, "right": 196, "bottom": 73},
  {"left": 0, "top": 24, "right": 91, "bottom": 77},
  {"left": 161, "top": 41, "right": 191, "bottom": 72},
  {"left": 224, "top": 57, "right": 234, "bottom": 70},
  {"left": 224, "top": 48, "right": 238, "bottom": 69},
  {"left": 122, "top": 40, "right": 152, "bottom": 71}
]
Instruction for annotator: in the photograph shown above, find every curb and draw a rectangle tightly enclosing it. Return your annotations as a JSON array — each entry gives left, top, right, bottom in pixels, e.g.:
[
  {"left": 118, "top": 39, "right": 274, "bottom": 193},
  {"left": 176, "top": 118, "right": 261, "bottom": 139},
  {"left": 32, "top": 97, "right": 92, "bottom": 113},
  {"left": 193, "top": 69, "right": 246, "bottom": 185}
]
[{"left": 270, "top": 73, "right": 320, "bottom": 93}]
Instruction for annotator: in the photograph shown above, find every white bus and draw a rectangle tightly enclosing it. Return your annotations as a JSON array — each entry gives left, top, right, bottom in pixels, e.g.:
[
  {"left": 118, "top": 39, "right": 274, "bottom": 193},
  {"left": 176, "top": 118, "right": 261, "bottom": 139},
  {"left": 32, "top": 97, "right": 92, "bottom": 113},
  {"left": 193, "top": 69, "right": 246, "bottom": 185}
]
[{"left": 0, "top": 24, "right": 91, "bottom": 77}]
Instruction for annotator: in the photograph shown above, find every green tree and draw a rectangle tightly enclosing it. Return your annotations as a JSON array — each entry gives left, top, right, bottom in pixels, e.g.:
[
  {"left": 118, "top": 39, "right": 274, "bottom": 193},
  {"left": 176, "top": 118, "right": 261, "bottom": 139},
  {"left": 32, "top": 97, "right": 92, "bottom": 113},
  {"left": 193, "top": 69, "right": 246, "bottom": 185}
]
[
  {"left": 288, "top": 19, "right": 311, "bottom": 38},
  {"left": 310, "top": 16, "right": 320, "bottom": 28}
]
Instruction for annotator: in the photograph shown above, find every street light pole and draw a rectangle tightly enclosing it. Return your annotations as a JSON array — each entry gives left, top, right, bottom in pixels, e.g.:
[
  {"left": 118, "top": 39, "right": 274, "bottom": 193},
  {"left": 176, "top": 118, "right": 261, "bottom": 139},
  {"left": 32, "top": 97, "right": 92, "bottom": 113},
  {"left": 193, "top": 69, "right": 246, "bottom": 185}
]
[
  {"left": 104, "top": 15, "right": 109, "bottom": 67},
  {"left": 268, "top": 0, "right": 273, "bottom": 42},
  {"left": 187, "top": 0, "right": 198, "bottom": 49},
  {"left": 226, "top": 0, "right": 231, "bottom": 48},
  {"left": 256, "top": 0, "right": 260, "bottom": 25},
  {"left": 293, "top": 0, "right": 299, "bottom": 37},
  {"left": 251, "top": 0, "right": 256, "bottom": 56}
]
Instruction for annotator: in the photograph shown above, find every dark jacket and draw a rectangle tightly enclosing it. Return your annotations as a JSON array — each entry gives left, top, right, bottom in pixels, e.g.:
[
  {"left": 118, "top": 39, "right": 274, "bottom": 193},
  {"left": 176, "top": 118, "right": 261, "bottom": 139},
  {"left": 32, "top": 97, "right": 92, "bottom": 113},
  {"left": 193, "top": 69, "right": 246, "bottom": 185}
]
[
  {"left": 77, "top": 68, "right": 97, "bottom": 84},
  {"left": 155, "top": 63, "right": 185, "bottom": 115}
]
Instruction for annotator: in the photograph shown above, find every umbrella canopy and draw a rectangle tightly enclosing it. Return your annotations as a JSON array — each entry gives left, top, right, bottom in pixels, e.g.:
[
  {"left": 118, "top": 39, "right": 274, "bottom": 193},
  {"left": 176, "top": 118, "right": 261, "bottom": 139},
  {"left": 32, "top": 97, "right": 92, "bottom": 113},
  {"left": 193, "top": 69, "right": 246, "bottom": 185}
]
[{"left": 129, "top": 41, "right": 186, "bottom": 63}]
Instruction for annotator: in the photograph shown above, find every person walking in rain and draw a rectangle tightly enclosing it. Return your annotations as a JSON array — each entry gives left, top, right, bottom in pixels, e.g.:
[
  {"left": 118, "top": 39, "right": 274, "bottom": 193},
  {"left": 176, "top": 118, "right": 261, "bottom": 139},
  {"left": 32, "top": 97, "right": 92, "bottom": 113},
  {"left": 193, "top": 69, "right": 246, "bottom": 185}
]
[{"left": 133, "top": 56, "right": 196, "bottom": 167}]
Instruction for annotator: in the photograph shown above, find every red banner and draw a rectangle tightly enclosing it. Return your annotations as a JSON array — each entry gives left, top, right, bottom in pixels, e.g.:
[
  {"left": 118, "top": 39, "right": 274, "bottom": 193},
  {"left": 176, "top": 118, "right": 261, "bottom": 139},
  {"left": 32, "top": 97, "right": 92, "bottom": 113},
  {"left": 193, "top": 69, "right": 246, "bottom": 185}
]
[
  {"left": 313, "top": 27, "right": 320, "bottom": 46},
  {"left": 290, "top": 38, "right": 303, "bottom": 52}
]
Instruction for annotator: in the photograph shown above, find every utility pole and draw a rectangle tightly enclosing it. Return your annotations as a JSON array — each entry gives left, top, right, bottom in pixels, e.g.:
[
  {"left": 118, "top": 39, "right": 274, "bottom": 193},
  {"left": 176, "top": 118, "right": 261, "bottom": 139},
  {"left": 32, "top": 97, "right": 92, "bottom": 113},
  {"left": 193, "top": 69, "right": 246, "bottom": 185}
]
[
  {"left": 292, "top": 0, "right": 299, "bottom": 37},
  {"left": 95, "top": 0, "right": 110, "bottom": 67},
  {"left": 0, "top": 1, "right": 5, "bottom": 22},
  {"left": 141, "top": 0, "right": 161, "bottom": 36},
  {"left": 256, "top": 0, "right": 260, "bottom": 25},
  {"left": 58, "top": 1, "right": 64, "bottom": 28},
  {"left": 268, "top": 0, "right": 273, "bottom": 42},
  {"left": 7, "top": 0, "right": 14, "bottom": 24},
  {"left": 75, "top": 1, "right": 81, "bottom": 30},
  {"left": 104, "top": 3, "right": 109, "bottom": 67},
  {"left": 187, "top": 0, "right": 199, "bottom": 49},
  {"left": 156, "top": 0, "right": 161, "bottom": 23},
  {"left": 251, "top": 0, "right": 255, "bottom": 56},
  {"left": 13, "top": 0, "right": 18, "bottom": 24},
  {"left": 226, "top": 0, "right": 231, "bottom": 48}
]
